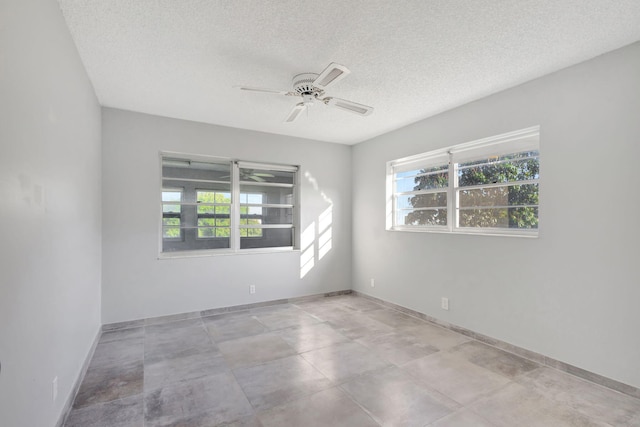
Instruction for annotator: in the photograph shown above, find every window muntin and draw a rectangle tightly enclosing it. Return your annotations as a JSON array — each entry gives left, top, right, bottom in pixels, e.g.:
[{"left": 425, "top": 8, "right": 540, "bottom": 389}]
[
  {"left": 238, "top": 192, "right": 263, "bottom": 238},
  {"left": 196, "top": 190, "right": 231, "bottom": 238},
  {"left": 161, "top": 155, "right": 298, "bottom": 254},
  {"left": 387, "top": 127, "right": 540, "bottom": 236}
]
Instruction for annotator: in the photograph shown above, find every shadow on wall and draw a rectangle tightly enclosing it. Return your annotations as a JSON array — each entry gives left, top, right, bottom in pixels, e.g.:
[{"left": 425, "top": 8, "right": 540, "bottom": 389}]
[{"left": 300, "top": 171, "right": 333, "bottom": 278}]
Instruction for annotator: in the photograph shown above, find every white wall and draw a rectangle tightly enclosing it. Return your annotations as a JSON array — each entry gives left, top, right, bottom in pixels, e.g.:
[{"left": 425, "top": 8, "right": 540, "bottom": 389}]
[
  {"left": 0, "top": 0, "right": 102, "bottom": 426},
  {"left": 352, "top": 42, "right": 640, "bottom": 389},
  {"left": 102, "top": 108, "right": 351, "bottom": 324}
]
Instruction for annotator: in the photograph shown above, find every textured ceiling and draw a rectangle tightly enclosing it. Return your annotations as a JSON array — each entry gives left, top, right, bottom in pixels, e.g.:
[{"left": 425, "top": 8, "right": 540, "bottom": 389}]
[{"left": 58, "top": 0, "right": 640, "bottom": 144}]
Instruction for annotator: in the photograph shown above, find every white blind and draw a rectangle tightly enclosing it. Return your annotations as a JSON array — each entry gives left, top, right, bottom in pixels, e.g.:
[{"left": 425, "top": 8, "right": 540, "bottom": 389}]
[
  {"left": 450, "top": 128, "right": 539, "bottom": 164},
  {"left": 237, "top": 161, "right": 298, "bottom": 172},
  {"left": 390, "top": 151, "right": 449, "bottom": 174}
]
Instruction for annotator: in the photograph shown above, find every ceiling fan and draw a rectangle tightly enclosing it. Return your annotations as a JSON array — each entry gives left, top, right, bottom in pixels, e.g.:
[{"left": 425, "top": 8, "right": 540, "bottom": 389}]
[
  {"left": 236, "top": 62, "right": 374, "bottom": 122},
  {"left": 219, "top": 169, "right": 275, "bottom": 182},
  {"left": 238, "top": 169, "right": 274, "bottom": 182}
]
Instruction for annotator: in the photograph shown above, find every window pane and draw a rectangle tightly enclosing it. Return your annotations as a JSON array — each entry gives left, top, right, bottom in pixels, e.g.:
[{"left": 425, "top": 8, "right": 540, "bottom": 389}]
[
  {"left": 198, "top": 227, "right": 216, "bottom": 238},
  {"left": 162, "top": 189, "right": 182, "bottom": 214},
  {"left": 197, "top": 190, "right": 231, "bottom": 214},
  {"left": 396, "top": 209, "right": 447, "bottom": 226},
  {"left": 242, "top": 207, "right": 292, "bottom": 225},
  {"left": 395, "top": 176, "right": 419, "bottom": 193},
  {"left": 457, "top": 152, "right": 539, "bottom": 187},
  {"left": 215, "top": 227, "right": 231, "bottom": 237},
  {"left": 198, "top": 218, "right": 215, "bottom": 226},
  {"left": 240, "top": 218, "right": 263, "bottom": 225},
  {"left": 240, "top": 186, "right": 292, "bottom": 205},
  {"left": 246, "top": 193, "right": 263, "bottom": 204},
  {"left": 215, "top": 218, "right": 230, "bottom": 227},
  {"left": 163, "top": 227, "right": 181, "bottom": 238},
  {"left": 163, "top": 204, "right": 181, "bottom": 213},
  {"left": 162, "top": 191, "right": 182, "bottom": 201},
  {"left": 197, "top": 191, "right": 230, "bottom": 202},
  {"left": 240, "top": 227, "right": 263, "bottom": 237},
  {"left": 240, "top": 168, "right": 294, "bottom": 185},
  {"left": 459, "top": 184, "right": 538, "bottom": 208},
  {"left": 241, "top": 206, "right": 262, "bottom": 215},
  {"left": 215, "top": 205, "right": 230, "bottom": 214},
  {"left": 459, "top": 207, "right": 538, "bottom": 229},
  {"left": 395, "top": 166, "right": 448, "bottom": 193},
  {"left": 240, "top": 228, "right": 292, "bottom": 249},
  {"left": 397, "top": 192, "right": 447, "bottom": 210}
]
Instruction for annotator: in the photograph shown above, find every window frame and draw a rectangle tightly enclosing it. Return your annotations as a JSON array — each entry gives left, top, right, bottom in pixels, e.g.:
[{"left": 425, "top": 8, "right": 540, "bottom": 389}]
[
  {"left": 159, "top": 153, "right": 299, "bottom": 258},
  {"left": 386, "top": 127, "right": 540, "bottom": 238},
  {"left": 161, "top": 188, "right": 184, "bottom": 240},
  {"left": 238, "top": 192, "right": 265, "bottom": 238}
]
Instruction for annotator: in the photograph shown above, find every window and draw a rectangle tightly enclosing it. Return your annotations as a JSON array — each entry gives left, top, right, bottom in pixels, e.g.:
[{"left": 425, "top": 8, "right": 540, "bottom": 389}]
[
  {"left": 195, "top": 190, "right": 231, "bottom": 238},
  {"left": 238, "top": 166, "right": 295, "bottom": 249},
  {"left": 160, "top": 154, "right": 298, "bottom": 255},
  {"left": 387, "top": 127, "right": 540, "bottom": 237},
  {"left": 161, "top": 189, "right": 183, "bottom": 239},
  {"left": 239, "top": 193, "right": 263, "bottom": 238}
]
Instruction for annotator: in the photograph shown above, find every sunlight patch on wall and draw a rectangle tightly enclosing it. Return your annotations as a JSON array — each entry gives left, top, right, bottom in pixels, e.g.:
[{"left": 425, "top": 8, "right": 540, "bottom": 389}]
[
  {"left": 318, "top": 206, "right": 332, "bottom": 260},
  {"left": 385, "top": 168, "right": 393, "bottom": 229},
  {"left": 300, "top": 221, "right": 315, "bottom": 278},
  {"left": 300, "top": 171, "right": 335, "bottom": 278}
]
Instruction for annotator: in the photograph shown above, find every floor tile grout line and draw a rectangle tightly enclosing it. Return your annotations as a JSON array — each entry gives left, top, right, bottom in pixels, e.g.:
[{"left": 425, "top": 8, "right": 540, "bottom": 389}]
[
  {"left": 336, "top": 382, "right": 384, "bottom": 427},
  {"left": 353, "top": 291, "right": 640, "bottom": 400},
  {"left": 226, "top": 356, "right": 261, "bottom": 419},
  {"left": 67, "top": 294, "right": 636, "bottom": 425},
  {"left": 65, "top": 294, "right": 640, "bottom": 426}
]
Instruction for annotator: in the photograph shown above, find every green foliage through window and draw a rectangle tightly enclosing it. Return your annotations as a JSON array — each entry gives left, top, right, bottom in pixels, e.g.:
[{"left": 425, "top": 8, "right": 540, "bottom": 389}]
[{"left": 389, "top": 127, "right": 540, "bottom": 235}]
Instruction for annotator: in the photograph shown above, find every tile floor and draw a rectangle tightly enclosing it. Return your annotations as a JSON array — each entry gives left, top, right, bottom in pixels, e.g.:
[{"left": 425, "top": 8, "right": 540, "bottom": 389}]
[{"left": 64, "top": 294, "right": 640, "bottom": 427}]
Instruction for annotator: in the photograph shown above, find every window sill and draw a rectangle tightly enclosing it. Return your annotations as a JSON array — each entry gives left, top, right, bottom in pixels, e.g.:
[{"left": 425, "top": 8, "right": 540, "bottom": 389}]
[
  {"left": 388, "top": 226, "right": 538, "bottom": 238},
  {"left": 158, "top": 247, "right": 299, "bottom": 260}
]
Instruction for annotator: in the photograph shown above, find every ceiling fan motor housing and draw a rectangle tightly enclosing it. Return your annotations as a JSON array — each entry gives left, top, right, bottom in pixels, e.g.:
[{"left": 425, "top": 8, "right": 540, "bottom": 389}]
[{"left": 292, "top": 73, "right": 322, "bottom": 96}]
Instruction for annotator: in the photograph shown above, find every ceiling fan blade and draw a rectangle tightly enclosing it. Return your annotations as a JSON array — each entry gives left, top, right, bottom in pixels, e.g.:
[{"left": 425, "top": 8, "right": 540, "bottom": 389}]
[
  {"left": 312, "top": 63, "right": 350, "bottom": 90},
  {"left": 284, "top": 103, "right": 307, "bottom": 123},
  {"left": 325, "top": 97, "right": 374, "bottom": 116},
  {"left": 252, "top": 173, "right": 275, "bottom": 177},
  {"left": 249, "top": 175, "right": 266, "bottom": 182},
  {"left": 234, "top": 86, "right": 290, "bottom": 95}
]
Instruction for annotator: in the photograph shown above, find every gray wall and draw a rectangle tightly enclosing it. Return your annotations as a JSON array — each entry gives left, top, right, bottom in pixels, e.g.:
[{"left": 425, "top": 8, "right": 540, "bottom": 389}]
[
  {"left": 0, "top": 0, "right": 102, "bottom": 426},
  {"left": 101, "top": 108, "right": 352, "bottom": 324},
  {"left": 351, "top": 42, "right": 640, "bottom": 389}
]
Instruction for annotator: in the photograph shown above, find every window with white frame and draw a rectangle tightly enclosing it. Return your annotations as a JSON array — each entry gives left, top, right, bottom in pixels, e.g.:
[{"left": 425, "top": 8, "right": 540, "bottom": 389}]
[
  {"left": 161, "top": 189, "right": 183, "bottom": 239},
  {"left": 387, "top": 127, "right": 540, "bottom": 236},
  {"left": 161, "top": 154, "right": 298, "bottom": 254}
]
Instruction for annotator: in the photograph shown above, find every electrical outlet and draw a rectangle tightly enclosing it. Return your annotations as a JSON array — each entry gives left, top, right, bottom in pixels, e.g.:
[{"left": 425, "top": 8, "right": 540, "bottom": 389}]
[
  {"left": 249, "top": 285, "right": 256, "bottom": 294},
  {"left": 52, "top": 376, "right": 58, "bottom": 402},
  {"left": 441, "top": 297, "right": 449, "bottom": 310},
  {"left": 370, "top": 278, "right": 375, "bottom": 288}
]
